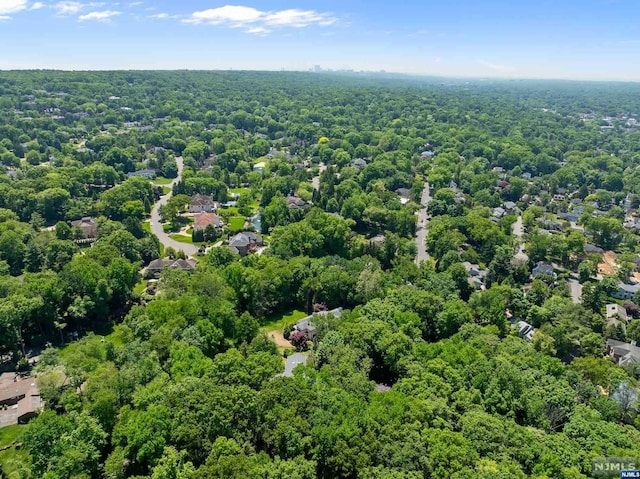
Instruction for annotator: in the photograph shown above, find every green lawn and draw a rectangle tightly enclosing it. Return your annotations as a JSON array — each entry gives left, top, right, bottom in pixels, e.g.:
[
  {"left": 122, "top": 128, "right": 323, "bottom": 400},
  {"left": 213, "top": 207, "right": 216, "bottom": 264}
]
[
  {"left": 142, "top": 220, "right": 151, "bottom": 233},
  {"left": 0, "top": 445, "right": 31, "bottom": 478},
  {"left": 220, "top": 206, "right": 240, "bottom": 215},
  {"left": 259, "top": 309, "right": 307, "bottom": 332},
  {"left": 134, "top": 279, "right": 147, "bottom": 295},
  {"left": 0, "top": 421, "right": 31, "bottom": 477},
  {"left": 230, "top": 187, "right": 251, "bottom": 196},
  {"left": 169, "top": 234, "right": 193, "bottom": 244},
  {"left": 162, "top": 187, "right": 171, "bottom": 195},
  {"left": 0, "top": 424, "right": 27, "bottom": 448},
  {"left": 153, "top": 176, "right": 174, "bottom": 185},
  {"left": 228, "top": 217, "right": 245, "bottom": 230}
]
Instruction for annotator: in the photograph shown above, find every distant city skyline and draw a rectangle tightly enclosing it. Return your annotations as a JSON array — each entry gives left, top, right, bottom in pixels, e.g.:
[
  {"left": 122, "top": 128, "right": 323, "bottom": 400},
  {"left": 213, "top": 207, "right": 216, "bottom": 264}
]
[{"left": 0, "top": 0, "right": 639, "bottom": 81}]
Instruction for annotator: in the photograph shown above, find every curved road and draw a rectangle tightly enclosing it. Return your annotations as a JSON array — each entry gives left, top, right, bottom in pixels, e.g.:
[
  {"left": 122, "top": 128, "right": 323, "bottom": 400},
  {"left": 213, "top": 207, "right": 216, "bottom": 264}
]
[
  {"left": 149, "top": 156, "right": 199, "bottom": 257},
  {"left": 415, "top": 181, "right": 431, "bottom": 264},
  {"left": 311, "top": 162, "right": 327, "bottom": 190}
]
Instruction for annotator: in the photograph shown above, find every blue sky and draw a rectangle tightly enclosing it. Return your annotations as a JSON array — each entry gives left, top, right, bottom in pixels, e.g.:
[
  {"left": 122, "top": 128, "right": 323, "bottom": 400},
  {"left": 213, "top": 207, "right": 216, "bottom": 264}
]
[{"left": 0, "top": 0, "right": 639, "bottom": 80}]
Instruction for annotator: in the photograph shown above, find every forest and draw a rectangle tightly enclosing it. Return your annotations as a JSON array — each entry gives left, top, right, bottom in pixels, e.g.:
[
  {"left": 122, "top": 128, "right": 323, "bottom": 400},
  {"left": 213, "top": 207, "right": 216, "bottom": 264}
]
[{"left": 0, "top": 70, "right": 639, "bottom": 478}]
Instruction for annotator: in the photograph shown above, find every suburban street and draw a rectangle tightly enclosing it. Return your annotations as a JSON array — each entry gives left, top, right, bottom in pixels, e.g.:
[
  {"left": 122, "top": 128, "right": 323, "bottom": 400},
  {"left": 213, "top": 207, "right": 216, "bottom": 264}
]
[
  {"left": 415, "top": 181, "right": 431, "bottom": 264},
  {"left": 567, "top": 276, "right": 583, "bottom": 304},
  {"left": 512, "top": 215, "right": 529, "bottom": 263},
  {"left": 149, "top": 156, "right": 199, "bottom": 257},
  {"left": 311, "top": 162, "right": 327, "bottom": 190}
]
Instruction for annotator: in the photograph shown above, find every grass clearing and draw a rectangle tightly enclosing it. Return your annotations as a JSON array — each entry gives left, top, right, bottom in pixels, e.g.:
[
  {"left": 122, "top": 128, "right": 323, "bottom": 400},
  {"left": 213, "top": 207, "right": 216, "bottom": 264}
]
[
  {"left": 230, "top": 187, "right": 251, "bottom": 196},
  {"left": 260, "top": 309, "right": 307, "bottom": 333},
  {"left": 162, "top": 187, "right": 171, "bottom": 195},
  {"left": 142, "top": 220, "right": 151, "bottom": 233},
  {"left": 134, "top": 279, "right": 147, "bottom": 295},
  {"left": 153, "top": 176, "right": 174, "bottom": 185},
  {"left": 0, "top": 425, "right": 27, "bottom": 448},
  {"left": 228, "top": 217, "right": 245, "bottom": 230},
  {"left": 0, "top": 445, "right": 31, "bottom": 478},
  {"left": 220, "top": 206, "right": 240, "bottom": 215},
  {"left": 169, "top": 234, "right": 195, "bottom": 244}
]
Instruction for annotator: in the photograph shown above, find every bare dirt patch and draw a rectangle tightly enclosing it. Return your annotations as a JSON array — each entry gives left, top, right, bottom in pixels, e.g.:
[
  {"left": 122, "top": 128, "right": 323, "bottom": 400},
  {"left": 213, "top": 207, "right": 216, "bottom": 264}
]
[
  {"left": 598, "top": 251, "right": 618, "bottom": 276},
  {"left": 267, "top": 330, "right": 292, "bottom": 348}
]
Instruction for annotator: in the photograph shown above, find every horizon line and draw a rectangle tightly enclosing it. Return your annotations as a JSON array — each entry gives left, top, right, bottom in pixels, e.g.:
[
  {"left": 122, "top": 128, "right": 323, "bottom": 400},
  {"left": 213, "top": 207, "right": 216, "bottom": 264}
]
[{"left": 0, "top": 68, "right": 638, "bottom": 84}]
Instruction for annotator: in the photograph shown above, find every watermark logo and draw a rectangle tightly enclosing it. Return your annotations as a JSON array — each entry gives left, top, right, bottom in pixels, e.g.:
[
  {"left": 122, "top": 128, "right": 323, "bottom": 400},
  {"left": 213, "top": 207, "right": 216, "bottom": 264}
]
[{"left": 592, "top": 457, "right": 637, "bottom": 477}]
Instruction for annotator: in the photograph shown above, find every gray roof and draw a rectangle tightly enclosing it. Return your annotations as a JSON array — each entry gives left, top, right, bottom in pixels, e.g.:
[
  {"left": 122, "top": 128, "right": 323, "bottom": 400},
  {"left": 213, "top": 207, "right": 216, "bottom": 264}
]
[
  {"left": 532, "top": 262, "right": 555, "bottom": 277},
  {"left": 607, "top": 339, "right": 640, "bottom": 366},
  {"left": 229, "top": 234, "right": 250, "bottom": 248},
  {"left": 294, "top": 307, "right": 344, "bottom": 332},
  {"left": 619, "top": 282, "right": 640, "bottom": 294},
  {"left": 280, "top": 353, "right": 308, "bottom": 377}
]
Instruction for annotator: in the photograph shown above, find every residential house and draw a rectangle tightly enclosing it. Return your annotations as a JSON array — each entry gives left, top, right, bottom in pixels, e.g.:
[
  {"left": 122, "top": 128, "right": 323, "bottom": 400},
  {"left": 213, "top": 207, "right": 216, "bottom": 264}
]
[
  {"left": 287, "top": 195, "right": 308, "bottom": 210},
  {"left": 532, "top": 261, "right": 556, "bottom": 279},
  {"left": 193, "top": 212, "right": 223, "bottom": 231},
  {"left": 126, "top": 169, "right": 156, "bottom": 179},
  {"left": 228, "top": 231, "right": 263, "bottom": 256},
  {"left": 503, "top": 201, "right": 519, "bottom": 213},
  {"left": 292, "top": 307, "right": 344, "bottom": 341},
  {"left": 624, "top": 217, "right": 638, "bottom": 230},
  {"left": 492, "top": 207, "right": 506, "bottom": 220},
  {"left": 516, "top": 320, "right": 535, "bottom": 342},
  {"left": 538, "top": 218, "right": 563, "bottom": 231},
  {"left": 352, "top": 158, "right": 367, "bottom": 169},
  {"left": 606, "top": 303, "right": 629, "bottom": 326},
  {"left": 558, "top": 211, "right": 580, "bottom": 223},
  {"left": 253, "top": 161, "right": 266, "bottom": 173},
  {"left": 585, "top": 243, "right": 604, "bottom": 254},
  {"left": 463, "top": 261, "right": 488, "bottom": 290},
  {"left": 144, "top": 258, "right": 198, "bottom": 278},
  {"left": 552, "top": 194, "right": 566, "bottom": 202},
  {"left": 369, "top": 234, "right": 386, "bottom": 247},
  {"left": 71, "top": 216, "right": 98, "bottom": 239},
  {"left": 420, "top": 151, "right": 434, "bottom": 159},
  {"left": 0, "top": 373, "right": 44, "bottom": 427},
  {"left": 625, "top": 193, "right": 634, "bottom": 212},
  {"left": 606, "top": 339, "right": 640, "bottom": 373},
  {"left": 278, "top": 353, "right": 309, "bottom": 377},
  {"left": 613, "top": 282, "right": 640, "bottom": 301},
  {"left": 189, "top": 194, "right": 218, "bottom": 213},
  {"left": 395, "top": 188, "right": 411, "bottom": 205}
]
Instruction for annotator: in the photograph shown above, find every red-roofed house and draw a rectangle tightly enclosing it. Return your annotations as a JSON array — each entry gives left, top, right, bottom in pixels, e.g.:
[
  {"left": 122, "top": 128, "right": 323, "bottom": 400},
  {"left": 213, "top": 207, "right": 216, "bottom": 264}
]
[{"left": 193, "top": 212, "right": 223, "bottom": 231}]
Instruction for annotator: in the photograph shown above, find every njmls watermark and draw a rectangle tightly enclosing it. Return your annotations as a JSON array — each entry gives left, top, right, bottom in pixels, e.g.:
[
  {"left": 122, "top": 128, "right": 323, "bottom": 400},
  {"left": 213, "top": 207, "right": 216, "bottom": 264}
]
[{"left": 592, "top": 457, "right": 637, "bottom": 477}]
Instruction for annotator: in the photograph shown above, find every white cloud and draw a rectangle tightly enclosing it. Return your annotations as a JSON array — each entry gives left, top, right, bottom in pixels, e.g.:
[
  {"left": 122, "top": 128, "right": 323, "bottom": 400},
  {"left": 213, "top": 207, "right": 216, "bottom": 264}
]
[
  {"left": 30, "top": 1, "right": 44, "bottom": 9},
  {"left": 264, "top": 9, "right": 335, "bottom": 27},
  {"left": 247, "top": 26, "right": 269, "bottom": 35},
  {"left": 184, "top": 4, "right": 337, "bottom": 32},
  {"left": 0, "top": 14, "right": 11, "bottom": 19},
  {"left": 0, "top": 0, "right": 27, "bottom": 14},
  {"left": 55, "top": 1, "right": 83, "bottom": 14},
  {"left": 186, "top": 5, "right": 262, "bottom": 25},
  {"left": 150, "top": 12, "right": 167, "bottom": 18},
  {"left": 78, "top": 9, "right": 120, "bottom": 21},
  {"left": 55, "top": 1, "right": 105, "bottom": 15}
]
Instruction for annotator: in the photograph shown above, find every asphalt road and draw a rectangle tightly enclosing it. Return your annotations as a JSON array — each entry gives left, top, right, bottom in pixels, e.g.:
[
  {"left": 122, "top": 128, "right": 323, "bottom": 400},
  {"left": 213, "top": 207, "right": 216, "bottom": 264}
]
[
  {"left": 149, "top": 156, "right": 199, "bottom": 257},
  {"left": 512, "top": 215, "right": 529, "bottom": 263},
  {"left": 567, "top": 276, "right": 583, "bottom": 304},
  {"left": 311, "top": 162, "right": 326, "bottom": 190},
  {"left": 415, "top": 181, "right": 431, "bottom": 264}
]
